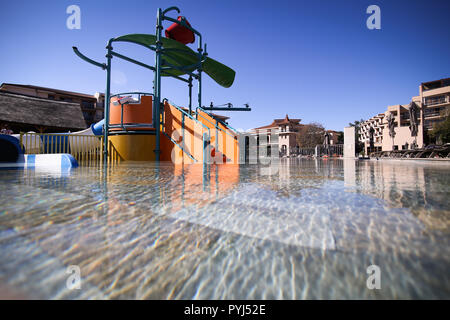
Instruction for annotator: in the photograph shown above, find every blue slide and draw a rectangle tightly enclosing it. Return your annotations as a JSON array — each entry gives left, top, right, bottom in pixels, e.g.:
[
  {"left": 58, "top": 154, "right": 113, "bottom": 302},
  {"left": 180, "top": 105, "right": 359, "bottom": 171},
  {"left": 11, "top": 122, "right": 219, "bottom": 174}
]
[{"left": 0, "top": 119, "right": 104, "bottom": 168}]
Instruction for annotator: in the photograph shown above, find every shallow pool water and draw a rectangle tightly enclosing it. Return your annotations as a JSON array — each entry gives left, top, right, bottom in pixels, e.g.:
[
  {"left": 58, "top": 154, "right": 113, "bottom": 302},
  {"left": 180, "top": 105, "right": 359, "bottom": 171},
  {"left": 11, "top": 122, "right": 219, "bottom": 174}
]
[{"left": 0, "top": 159, "right": 449, "bottom": 299}]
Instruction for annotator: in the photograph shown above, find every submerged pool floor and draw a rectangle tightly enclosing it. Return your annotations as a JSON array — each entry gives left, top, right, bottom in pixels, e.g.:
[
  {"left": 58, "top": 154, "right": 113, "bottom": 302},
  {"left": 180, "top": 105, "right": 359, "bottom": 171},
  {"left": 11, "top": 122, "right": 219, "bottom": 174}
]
[{"left": 0, "top": 159, "right": 449, "bottom": 299}]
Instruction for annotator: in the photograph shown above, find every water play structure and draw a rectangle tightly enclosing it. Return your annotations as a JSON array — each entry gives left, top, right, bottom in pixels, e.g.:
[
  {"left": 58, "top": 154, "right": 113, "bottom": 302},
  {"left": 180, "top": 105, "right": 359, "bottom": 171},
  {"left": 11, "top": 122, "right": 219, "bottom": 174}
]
[
  {"left": 0, "top": 6, "right": 250, "bottom": 167},
  {"left": 71, "top": 6, "right": 250, "bottom": 163}
]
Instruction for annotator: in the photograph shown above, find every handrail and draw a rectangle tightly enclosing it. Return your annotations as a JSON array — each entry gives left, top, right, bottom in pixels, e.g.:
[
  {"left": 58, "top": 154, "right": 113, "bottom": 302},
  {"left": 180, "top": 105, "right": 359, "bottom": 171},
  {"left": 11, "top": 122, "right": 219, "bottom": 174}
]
[
  {"left": 161, "top": 131, "right": 197, "bottom": 162},
  {"left": 109, "top": 92, "right": 154, "bottom": 131},
  {"left": 196, "top": 106, "right": 238, "bottom": 138},
  {"left": 162, "top": 99, "right": 212, "bottom": 164},
  {"left": 19, "top": 131, "right": 102, "bottom": 164},
  {"left": 215, "top": 117, "right": 239, "bottom": 135},
  {"left": 164, "top": 99, "right": 210, "bottom": 133},
  {"left": 110, "top": 92, "right": 153, "bottom": 98}
]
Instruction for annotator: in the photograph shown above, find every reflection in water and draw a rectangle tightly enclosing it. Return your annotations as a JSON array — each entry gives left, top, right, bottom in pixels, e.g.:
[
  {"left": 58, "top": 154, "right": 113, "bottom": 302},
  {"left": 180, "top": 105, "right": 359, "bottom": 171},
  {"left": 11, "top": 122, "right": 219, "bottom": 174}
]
[
  {"left": 344, "top": 159, "right": 450, "bottom": 232},
  {"left": 0, "top": 159, "right": 449, "bottom": 299}
]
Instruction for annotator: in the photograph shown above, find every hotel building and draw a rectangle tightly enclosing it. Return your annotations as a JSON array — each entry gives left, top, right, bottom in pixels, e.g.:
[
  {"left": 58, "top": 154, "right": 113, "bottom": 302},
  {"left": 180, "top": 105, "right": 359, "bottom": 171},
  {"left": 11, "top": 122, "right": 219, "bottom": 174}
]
[
  {"left": 251, "top": 114, "right": 302, "bottom": 156},
  {"left": 359, "top": 78, "right": 450, "bottom": 153}
]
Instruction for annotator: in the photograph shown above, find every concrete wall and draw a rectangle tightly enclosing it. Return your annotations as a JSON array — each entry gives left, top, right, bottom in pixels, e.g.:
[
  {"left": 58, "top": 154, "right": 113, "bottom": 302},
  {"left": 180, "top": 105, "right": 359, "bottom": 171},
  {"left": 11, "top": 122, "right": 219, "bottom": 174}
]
[
  {"left": 343, "top": 126, "right": 355, "bottom": 158},
  {"left": 381, "top": 105, "right": 424, "bottom": 151}
]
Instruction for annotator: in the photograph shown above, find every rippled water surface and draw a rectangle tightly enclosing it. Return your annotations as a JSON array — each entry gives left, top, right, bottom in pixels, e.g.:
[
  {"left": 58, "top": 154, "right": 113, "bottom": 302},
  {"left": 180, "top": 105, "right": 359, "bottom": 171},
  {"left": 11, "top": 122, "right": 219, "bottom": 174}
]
[{"left": 0, "top": 159, "right": 449, "bottom": 299}]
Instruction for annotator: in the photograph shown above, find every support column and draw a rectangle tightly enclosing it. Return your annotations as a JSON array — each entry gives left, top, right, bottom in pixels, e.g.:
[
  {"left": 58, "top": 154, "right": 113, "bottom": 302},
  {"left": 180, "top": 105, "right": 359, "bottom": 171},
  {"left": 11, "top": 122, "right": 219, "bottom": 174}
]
[
  {"left": 344, "top": 126, "right": 356, "bottom": 158},
  {"left": 153, "top": 8, "right": 163, "bottom": 161},
  {"left": 188, "top": 76, "right": 193, "bottom": 114},
  {"left": 103, "top": 41, "right": 113, "bottom": 162}
]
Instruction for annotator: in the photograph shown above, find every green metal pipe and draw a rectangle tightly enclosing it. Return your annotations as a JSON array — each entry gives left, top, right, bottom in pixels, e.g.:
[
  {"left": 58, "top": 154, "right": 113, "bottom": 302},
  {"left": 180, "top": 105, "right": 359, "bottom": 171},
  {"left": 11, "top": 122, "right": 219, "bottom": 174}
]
[
  {"left": 182, "top": 112, "right": 185, "bottom": 160},
  {"left": 188, "top": 76, "right": 193, "bottom": 114},
  {"left": 111, "top": 39, "right": 156, "bottom": 52},
  {"left": 197, "top": 44, "right": 206, "bottom": 110},
  {"left": 111, "top": 51, "right": 156, "bottom": 71},
  {"left": 103, "top": 40, "right": 113, "bottom": 162},
  {"left": 163, "top": 72, "right": 190, "bottom": 83},
  {"left": 203, "top": 132, "right": 208, "bottom": 166},
  {"left": 162, "top": 6, "right": 180, "bottom": 15},
  {"left": 154, "top": 8, "right": 163, "bottom": 161},
  {"left": 72, "top": 47, "right": 106, "bottom": 70},
  {"left": 161, "top": 62, "right": 202, "bottom": 74},
  {"left": 198, "top": 68, "right": 202, "bottom": 110},
  {"left": 201, "top": 107, "right": 252, "bottom": 111},
  {"left": 160, "top": 47, "right": 199, "bottom": 57}
]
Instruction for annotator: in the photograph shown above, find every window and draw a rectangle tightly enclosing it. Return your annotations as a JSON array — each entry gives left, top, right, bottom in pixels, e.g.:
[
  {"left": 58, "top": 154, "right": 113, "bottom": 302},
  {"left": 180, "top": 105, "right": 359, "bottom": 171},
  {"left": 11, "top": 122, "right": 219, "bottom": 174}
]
[
  {"left": 424, "top": 95, "right": 446, "bottom": 106},
  {"left": 424, "top": 107, "right": 442, "bottom": 118},
  {"left": 82, "top": 101, "right": 95, "bottom": 109},
  {"left": 48, "top": 95, "right": 55, "bottom": 100}
]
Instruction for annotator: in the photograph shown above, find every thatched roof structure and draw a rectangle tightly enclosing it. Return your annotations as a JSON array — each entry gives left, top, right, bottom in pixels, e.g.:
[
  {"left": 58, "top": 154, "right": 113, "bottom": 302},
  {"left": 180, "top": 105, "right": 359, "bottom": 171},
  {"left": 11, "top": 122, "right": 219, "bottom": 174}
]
[{"left": 0, "top": 92, "right": 87, "bottom": 132}]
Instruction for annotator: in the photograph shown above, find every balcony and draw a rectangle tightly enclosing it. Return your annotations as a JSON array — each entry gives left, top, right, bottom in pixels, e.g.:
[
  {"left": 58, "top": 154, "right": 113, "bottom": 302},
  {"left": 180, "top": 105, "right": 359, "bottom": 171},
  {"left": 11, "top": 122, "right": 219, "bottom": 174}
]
[
  {"left": 423, "top": 95, "right": 448, "bottom": 106},
  {"left": 424, "top": 112, "right": 441, "bottom": 118},
  {"left": 424, "top": 107, "right": 444, "bottom": 118}
]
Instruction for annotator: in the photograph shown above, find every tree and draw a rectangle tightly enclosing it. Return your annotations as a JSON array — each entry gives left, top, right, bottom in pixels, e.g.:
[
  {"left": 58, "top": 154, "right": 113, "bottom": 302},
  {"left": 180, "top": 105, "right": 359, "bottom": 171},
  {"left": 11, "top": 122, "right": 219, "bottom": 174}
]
[
  {"left": 296, "top": 122, "right": 325, "bottom": 148},
  {"left": 429, "top": 107, "right": 450, "bottom": 144},
  {"left": 336, "top": 131, "right": 344, "bottom": 144}
]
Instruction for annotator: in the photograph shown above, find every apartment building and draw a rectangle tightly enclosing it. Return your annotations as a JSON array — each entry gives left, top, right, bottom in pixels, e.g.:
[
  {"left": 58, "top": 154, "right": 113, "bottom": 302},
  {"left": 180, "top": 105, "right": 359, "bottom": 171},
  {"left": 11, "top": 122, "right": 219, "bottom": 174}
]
[
  {"left": 421, "top": 78, "right": 450, "bottom": 132},
  {"left": 0, "top": 83, "right": 105, "bottom": 127},
  {"left": 359, "top": 113, "right": 385, "bottom": 153},
  {"left": 251, "top": 114, "right": 302, "bottom": 156},
  {"left": 360, "top": 77, "right": 450, "bottom": 153}
]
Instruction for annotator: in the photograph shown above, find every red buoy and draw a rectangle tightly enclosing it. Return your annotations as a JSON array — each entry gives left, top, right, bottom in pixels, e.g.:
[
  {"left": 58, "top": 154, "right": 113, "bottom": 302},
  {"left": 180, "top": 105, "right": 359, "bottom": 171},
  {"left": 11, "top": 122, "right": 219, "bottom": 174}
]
[{"left": 165, "top": 16, "right": 195, "bottom": 44}]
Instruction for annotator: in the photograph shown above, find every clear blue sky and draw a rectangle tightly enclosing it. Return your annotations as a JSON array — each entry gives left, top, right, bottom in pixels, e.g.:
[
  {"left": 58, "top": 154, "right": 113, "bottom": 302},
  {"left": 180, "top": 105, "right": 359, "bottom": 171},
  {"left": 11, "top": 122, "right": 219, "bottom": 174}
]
[{"left": 1, "top": 0, "right": 449, "bottom": 131}]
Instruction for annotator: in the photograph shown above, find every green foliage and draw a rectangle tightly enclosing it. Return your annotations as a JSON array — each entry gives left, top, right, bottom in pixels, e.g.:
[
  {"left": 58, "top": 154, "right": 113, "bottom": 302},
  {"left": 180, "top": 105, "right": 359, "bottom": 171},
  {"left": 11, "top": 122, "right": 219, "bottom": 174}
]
[
  {"left": 430, "top": 115, "right": 450, "bottom": 144},
  {"left": 296, "top": 122, "right": 325, "bottom": 148},
  {"left": 336, "top": 131, "right": 344, "bottom": 144}
]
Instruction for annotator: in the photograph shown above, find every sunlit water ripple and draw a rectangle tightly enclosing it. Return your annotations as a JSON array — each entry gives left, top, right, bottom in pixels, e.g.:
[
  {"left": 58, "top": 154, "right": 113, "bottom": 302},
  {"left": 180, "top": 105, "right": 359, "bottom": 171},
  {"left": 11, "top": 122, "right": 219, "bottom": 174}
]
[{"left": 0, "top": 159, "right": 449, "bottom": 299}]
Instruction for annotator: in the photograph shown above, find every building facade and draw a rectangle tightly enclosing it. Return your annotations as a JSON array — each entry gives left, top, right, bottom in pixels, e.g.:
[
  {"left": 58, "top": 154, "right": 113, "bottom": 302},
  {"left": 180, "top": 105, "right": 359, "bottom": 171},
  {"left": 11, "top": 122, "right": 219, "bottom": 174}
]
[
  {"left": 251, "top": 114, "right": 302, "bottom": 156},
  {"left": 359, "top": 113, "right": 385, "bottom": 153},
  {"left": 0, "top": 83, "right": 105, "bottom": 127},
  {"left": 360, "top": 78, "right": 450, "bottom": 153}
]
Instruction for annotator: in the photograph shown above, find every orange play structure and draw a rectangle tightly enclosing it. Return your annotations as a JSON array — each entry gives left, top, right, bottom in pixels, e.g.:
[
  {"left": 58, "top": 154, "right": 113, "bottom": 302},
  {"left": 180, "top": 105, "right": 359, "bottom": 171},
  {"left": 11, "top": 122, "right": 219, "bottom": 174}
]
[
  {"left": 160, "top": 100, "right": 240, "bottom": 164},
  {"left": 196, "top": 109, "right": 239, "bottom": 164},
  {"left": 105, "top": 96, "right": 240, "bottom": 163},
  {"left": 109, "top": 96, "right": 154, "bottom": 131}
]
